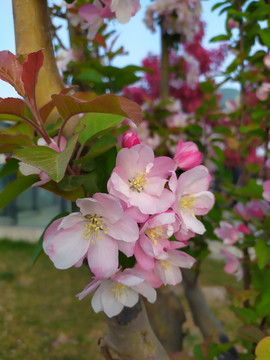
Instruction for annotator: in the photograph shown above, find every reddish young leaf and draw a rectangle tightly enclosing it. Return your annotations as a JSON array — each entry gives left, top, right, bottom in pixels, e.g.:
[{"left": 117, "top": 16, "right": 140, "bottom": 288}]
[
  {"left": 0, "top": 50, "right": 25, "bottom": 96},
  {"left": 51, "top": 93, "right": 142, "bottom": 125},
  {"left": 0, "top": 97, "right": 26, "bottom": 118},
  {"left": 39, "top": 86, "right": 78, "bottom": 122},
  {"left": 22, "top": 50, "right": 44, "bottom": 99}
]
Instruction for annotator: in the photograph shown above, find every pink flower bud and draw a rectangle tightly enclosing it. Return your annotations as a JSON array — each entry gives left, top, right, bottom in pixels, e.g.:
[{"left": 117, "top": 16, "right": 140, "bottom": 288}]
[
  {"left": 263, "top": 54, "right": 270, "bottom": 70},
  {"left": 238, "top": 224, "right": 250, "bottom": 235},
  {"left": 174, "top": 140, "right": 203, "bottom": 171},
  {"left": 228, "top": 18, "right": 239, "bottom": 29},
  {"left": 122, "top": 130, "right": 140, "bottom": 148},
  {"left": 256, "top": 83, "right": 270, "bottom": 101}
]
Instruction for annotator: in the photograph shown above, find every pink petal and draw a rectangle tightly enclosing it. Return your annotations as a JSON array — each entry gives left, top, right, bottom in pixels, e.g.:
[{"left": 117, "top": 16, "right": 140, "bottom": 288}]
[
  {"left": 150, "top": 156, "right": 177, "bottom": 178},
  {"left": 93, "top": 193, "right": 123, "bottom": 223},
  {"left": 87, "top": 234, "right": 118, "bottom": 277},
  {"left": 134, "top": 241, "right": 155, "bottom": 270},
  {"left": 193, "top": 191, "right": 215, "bottom": 215},
  {"left": 76, "top": 279, "right": 102, "bottom": 300},
  {"left": 44, "top": 222, "right": 89, "bottom": 269},
  {"left": 107, "top": 213, "right": 139, "bottom": 242},
  {"left": 76, "top": 198, "right": 103, "bottom": 217},
  {"left": 180, "top": 211, "right": 206, "bottom": 234},
  {"left": 132, "top": 282, "right": 157, "bottom": 303},
  {"left": 177, "top": 165, "right": 211, "bottom": 195}
]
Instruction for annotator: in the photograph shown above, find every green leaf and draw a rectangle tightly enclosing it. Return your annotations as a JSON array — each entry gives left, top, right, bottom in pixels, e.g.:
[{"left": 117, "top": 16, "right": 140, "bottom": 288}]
[
  {"left": 256, "top": 289, "right": 270, "bottom": 318},
  {"left": 210, "top": 34, "right": 231, "bottom": 42},
  {"left": 0, "top": 174, "right": 39, "bottom": 211},
  {"left": 41, "top": 181, "right": 85, "bottom": 201},
  {"left": 30, "top": 211, "right": 70, "bottom": 266},
  {"left": 75, "top": 134, "right": 117, "bottom": 163},
  {"left": 255, "top": 240, "right": 270, "bottom": 270},
  {"left": 259, "top": 29, "right": 270, "bottom": 47},
  {"left": 213, "top": 145, "right": 225, "bottom": 163},
  {"left": 213, "top": 125, "right": 232, "bottom": 136},
  {"left": 13, "top": 133, "right": 79, "bottom": 182},
  {"left": 234, "top": 178, "right": 262, "bottom": 198},
  {"left": 0, "top": 133, "right": 33, "bottom": 147},
  {"left": 77, "top": 113, "right": 124, "bottom": 145},
  {"left": 0, "top": 158, "right": 18, "bottom": 179},
  {"left": 185, "top": 124, "right": 203, "bottom": 136},
  {"left": 211, "top": 1, "right": 231, "bottom": 11},
  {"left": 232, "top": 306, "right": 257, "bottom": 324}
]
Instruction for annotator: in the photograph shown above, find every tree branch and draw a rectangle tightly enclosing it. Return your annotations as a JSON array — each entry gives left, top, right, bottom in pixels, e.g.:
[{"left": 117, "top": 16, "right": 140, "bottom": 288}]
[{"left": 104, "top": 297, "right": 170, "bottom": 360}]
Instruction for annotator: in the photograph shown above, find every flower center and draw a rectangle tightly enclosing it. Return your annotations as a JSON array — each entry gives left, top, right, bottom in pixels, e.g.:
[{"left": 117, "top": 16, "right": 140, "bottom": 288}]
[
  {"left": 161, "top": 260, "right": 170, "bottom": 270},
  {"left": 110, "top": 282, "right": 130, "bottom": 301},
  {"left": 129, "top": 171, "right": 149, "bottom": 193},
  {"left": 83, "top": 214, "right": 108, "bottom": 244},
  {"left": 179, "top": 195, "right": 196, "bottom": 216},
  {"left": 145, "top": 226, "right": 163, "bottom": 245}
]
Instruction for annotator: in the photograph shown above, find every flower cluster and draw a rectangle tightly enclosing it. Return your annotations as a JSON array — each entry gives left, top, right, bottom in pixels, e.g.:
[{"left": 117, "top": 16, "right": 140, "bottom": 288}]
[
  {"left": 144, "top": 0, "right": 201, "bottom": 43},
  {"left": 66, "top": 0, "right": 141, "bottom": 40},
  {"left": 43, "top": 143, "right": 214, "bottom": 317}
]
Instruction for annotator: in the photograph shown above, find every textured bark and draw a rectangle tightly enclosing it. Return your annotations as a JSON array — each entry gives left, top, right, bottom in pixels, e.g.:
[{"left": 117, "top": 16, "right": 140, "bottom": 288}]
[
  {"left": 182, "top": 269, "right": 238, "bottom": 360},
  {"left": 182, "top": 268, "right": 224, "bottom": 340},
  {"left": 104, "top": 298, "right": 170, "bottom": 360},
  {"left": 144, "top": 287, "right": 186, "bottom": 355}
]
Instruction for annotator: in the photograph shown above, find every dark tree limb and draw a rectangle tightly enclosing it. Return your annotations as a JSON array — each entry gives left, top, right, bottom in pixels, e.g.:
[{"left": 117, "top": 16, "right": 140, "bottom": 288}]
[
  {"left": 144, "top": 287, "right": 186, "bottom": 355},
  {"left": 104, "top": 298, "right": 170, "bottom": 360}
]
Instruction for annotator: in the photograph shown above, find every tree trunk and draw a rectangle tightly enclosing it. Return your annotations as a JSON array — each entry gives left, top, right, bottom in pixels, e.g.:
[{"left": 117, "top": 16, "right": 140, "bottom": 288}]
[
  {"left": 104, "top": 298, "right": 170, "bottom": 360},
  {"left": 144, "top": 287, "right": 186, "bottom": 355},
  {"left": 182, "top": 269, "right": 238, "bottom": 360},
  {"left": 12, "top": 0, "right": 63, "bottom": 110},
  {"left": 12, "top": 0, "right": 80, "bottom": 138}
]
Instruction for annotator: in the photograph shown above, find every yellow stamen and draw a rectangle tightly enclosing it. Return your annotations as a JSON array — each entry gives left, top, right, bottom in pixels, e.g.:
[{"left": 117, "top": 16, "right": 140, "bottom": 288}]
[
  {"left": 161, "top": 260, "right": 170, "bottom": 270},
  {"left": 129, "top": 171, "right": 149, "bottom": 193},
  {"left": 179, "top": 195, "right": 196, "bottom": 216},
  {"left": 145, "top": 226, "right": 163, "bottom": 245},
  {"left": 110, "top": 282, "right": 130, "bottom": 300},
  {"left": 83, "top": 214, "right": 108, "bottom": 244}
]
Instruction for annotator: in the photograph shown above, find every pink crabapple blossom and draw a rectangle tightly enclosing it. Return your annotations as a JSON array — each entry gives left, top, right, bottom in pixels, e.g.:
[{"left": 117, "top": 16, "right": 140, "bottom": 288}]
[
  {"left": 263, "top": 54, "right": 270, "bottom": 70},
  {"left": 107, "top": 144, "right": 176, "bottom": 214},
  {"left": 110, "top": 0, "right": 141, "bottom": 24},
  {"left": 169, "top": 165, "right": 215, "bottom": 235},
  {"left": 76, "top": 268, "right": 156, "bottom": 318},
  {"left": 214, "top": 221, "right": 240, "bottom": 246},
  {"left": 43, "top": 193, "right": 139, "bottom": 277},
  {"left": 245, "top": 200, "right": 270, "bottom": 220},
  {"left": 256, "top": 82, "right": 270, "bottom": 101},
  {"left": 174, "top": 140, "right": 203, "bottom": 171},
  {"left": 263, "top": 180, "right": 270, "bottom": 202},
  {"left": 220, "top": 249, "right": 243, "bottom": 281}
]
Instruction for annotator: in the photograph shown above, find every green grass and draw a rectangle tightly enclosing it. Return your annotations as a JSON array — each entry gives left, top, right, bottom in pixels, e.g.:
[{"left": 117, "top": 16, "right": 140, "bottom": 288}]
[
  {"left": 0, "top": 240, "right": 241, "bottom": 359},
  {"left": 0, "top": 239, "right": 105, "bottom": 360}
]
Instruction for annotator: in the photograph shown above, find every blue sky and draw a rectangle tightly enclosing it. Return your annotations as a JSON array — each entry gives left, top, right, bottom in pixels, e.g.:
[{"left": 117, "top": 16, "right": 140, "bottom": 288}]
[{"left": 0, "top": 0, "right": 227, "bottom": 98}]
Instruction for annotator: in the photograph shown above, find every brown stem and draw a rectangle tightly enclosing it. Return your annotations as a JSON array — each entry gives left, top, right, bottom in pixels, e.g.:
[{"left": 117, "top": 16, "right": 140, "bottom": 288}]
[
  {"left": 242, "top": 248, "right": 251, "bottom": 308},
  {"left": 104, "top": 297, "right": 170, "bottom": 360},
  {"left": 160, "top": 21, "right": 170, "bottom": 103}
]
